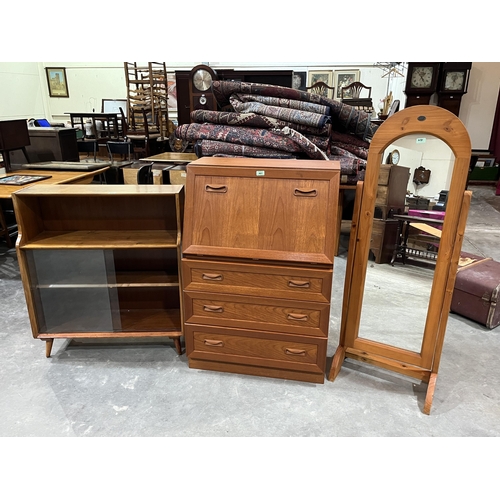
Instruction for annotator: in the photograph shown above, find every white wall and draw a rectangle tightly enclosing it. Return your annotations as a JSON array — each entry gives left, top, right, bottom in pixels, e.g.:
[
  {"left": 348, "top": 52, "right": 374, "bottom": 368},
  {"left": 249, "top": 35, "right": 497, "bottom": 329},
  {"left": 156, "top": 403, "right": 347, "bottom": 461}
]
[
  {"left": 460, "top": 62, "right": 500, "bottom": 150},
  {"left": 0, "top": 62, "right": 46, "bottom": 119},
  {"left": 0, "top": 62, "right": 498, "bottom": 151}
]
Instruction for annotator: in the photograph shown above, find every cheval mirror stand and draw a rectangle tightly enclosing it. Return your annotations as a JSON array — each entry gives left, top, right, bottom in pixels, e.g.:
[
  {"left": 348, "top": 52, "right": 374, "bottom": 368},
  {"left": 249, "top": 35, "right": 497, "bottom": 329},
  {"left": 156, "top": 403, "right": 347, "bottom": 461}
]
[{"left": 328, "top": 105, "right": 472, "bottom": 415}]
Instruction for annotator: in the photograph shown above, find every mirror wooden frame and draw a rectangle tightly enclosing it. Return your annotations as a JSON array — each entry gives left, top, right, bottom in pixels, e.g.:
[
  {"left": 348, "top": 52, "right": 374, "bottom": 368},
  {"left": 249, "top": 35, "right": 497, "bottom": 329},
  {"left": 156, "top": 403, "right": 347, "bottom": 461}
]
[{"left": 328, "top": 105, "right": 472, "bottom": 414}]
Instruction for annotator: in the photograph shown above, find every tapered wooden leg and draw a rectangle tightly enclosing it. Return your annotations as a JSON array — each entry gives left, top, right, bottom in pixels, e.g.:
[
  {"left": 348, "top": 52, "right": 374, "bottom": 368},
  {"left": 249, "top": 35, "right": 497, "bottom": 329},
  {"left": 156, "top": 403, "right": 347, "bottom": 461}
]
[
  {"left": 424, "top": 373, "right": 437, "bottom": 415},
  {"left": 174, "top": 337, "right": 182, "bottom": 355},
  {"left": 45, "top": 339, "right": 54, "bottom": 358},
  {"left": 328, "top": 345, "right": 346, "bottom": 381}
]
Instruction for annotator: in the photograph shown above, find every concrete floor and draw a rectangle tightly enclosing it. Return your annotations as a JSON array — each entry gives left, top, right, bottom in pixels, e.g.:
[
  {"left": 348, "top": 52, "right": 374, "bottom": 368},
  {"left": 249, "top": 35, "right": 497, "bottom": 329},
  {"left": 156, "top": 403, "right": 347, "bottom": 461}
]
[{"left": 0, "top": 184, "right": 499, "bottom": 437}]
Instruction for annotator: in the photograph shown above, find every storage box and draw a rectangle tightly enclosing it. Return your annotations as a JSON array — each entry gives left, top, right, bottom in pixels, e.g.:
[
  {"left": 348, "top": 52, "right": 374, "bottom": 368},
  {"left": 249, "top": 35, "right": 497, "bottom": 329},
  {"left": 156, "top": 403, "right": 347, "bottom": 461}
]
[
  {"left": 469, "top": 165, "right": 499, "bottom": 181},
  {"left": 169, "top": 164, "right": 187, "bottom": 185},
  {"left": 407, "top": 196, "right": 429, "bottom": 210},
  {"left": 451, "top": 257, "right": 500, "bottom": 329}
]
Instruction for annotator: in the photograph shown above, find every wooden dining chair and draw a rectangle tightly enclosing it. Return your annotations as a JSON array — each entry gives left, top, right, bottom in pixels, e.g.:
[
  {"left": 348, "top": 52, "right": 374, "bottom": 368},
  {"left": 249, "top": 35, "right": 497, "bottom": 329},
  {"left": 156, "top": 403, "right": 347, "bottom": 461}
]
[
  {"left": 305, "top": 81, "right": 335, "bottom": 98},
  {"left": 122, "top": 107, "right": 162, "bottom": 158}
]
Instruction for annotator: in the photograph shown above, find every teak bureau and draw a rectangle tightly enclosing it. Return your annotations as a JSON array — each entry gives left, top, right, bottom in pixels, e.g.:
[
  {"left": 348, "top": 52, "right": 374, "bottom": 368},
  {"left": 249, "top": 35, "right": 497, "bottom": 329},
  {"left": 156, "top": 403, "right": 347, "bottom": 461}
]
[{"left": 182, "top": 157, "right": 340, "bottom": 383}]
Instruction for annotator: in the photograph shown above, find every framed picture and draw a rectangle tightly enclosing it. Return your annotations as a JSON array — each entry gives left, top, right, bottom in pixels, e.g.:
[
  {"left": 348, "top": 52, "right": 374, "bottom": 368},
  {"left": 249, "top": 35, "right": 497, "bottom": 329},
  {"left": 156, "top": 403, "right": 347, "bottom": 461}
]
[
  {"left": 334, "top": 69, "right": 360, "bottom": 100},
  {"left": 0, "top": 174, "right": 51, "bottom": 186},
  {"left": 307, "top": 70, "right": 333, "bottom": 97},
  {"left": 166, "top": 72, "right": 178, "bottom": 110},
  {"left": 45, "top": 67, "right": 69, "bottom": 98},
  {"left": 292, "top": 71, "right": 307, "bottom": 92}
]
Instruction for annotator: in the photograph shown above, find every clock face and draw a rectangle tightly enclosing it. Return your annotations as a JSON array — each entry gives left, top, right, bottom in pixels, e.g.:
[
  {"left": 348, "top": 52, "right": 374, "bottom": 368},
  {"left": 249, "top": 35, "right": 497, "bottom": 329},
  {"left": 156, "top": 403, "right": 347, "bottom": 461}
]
[
  {"left": 444, "top": 71, "right": 465, "bottom": 91},
  {"left": 410, "top": 66, "right": 434, "bottom": 89},
  {"left": 193, "top": 69, "right": 213, "bottom": 91},
  {"left": 390, "top": 150, "right": 400, "bottom": 165}
]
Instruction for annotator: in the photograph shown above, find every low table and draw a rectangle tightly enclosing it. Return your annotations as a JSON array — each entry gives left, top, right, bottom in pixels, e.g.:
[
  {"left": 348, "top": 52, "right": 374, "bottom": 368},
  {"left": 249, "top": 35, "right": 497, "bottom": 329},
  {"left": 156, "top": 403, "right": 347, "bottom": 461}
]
[
  {"left": 391, "top": 214, "right": 445, "bottom": 265},
  {"left": 22, "top": 161, "right": 111, "bottom": 172},
  {"left": 141, "top": 152, "right": 198, "bottom": 164}
]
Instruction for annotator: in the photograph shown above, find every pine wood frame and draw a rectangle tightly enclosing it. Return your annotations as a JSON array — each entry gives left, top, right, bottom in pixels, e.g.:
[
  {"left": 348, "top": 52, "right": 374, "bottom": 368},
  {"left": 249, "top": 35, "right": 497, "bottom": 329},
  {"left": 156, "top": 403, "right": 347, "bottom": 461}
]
[{"left": 328, "top": 105, "right": 472, "bottom": 414}]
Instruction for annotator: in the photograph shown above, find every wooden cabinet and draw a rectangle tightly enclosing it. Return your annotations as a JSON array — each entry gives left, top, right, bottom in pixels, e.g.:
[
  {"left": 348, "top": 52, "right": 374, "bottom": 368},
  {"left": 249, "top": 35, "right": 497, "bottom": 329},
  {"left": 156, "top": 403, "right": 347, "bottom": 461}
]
[
  {"left": 12, "top": 185, "right": 184, "bottom": 357},
  {"left": 370, "top": 219, "right": 399, "bottom": 264},
  {"left": 9, "top": 127, "right": 79, "bottom": 166},
  {"left": 375, "top": 164, "right": 410, "bottom": 219},
  {"left": 371, "top": 164, "right": 410, "bottom": 264},
  {"left": 182, "top": 157, "right": 340, "bottom": 383}
]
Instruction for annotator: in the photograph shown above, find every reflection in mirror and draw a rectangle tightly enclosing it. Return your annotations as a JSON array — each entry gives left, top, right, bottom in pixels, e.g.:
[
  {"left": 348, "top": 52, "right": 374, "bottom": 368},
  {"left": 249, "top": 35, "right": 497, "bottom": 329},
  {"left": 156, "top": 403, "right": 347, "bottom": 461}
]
[{"left": 357, "top": 133, "right": 455, "bottom": 353}]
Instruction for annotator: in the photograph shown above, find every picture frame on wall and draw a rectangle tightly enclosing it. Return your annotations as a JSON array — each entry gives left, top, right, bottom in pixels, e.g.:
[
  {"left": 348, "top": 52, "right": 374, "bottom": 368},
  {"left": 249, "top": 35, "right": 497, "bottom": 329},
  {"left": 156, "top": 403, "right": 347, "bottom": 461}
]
[
  {"left": 166, "top": 72, "right": 178, "bottom": 111},
  {"left": 334, "top": 69, "right": 360, "bottom": 100},
  {"left": 307, "top": 70, "right": 333, "bottom": 97},
  {"left": 292, "top": 71, "right": 307, "bottom": 92},
  {"left": 45, "top": 67, "right": 69, "bottom": 98}
]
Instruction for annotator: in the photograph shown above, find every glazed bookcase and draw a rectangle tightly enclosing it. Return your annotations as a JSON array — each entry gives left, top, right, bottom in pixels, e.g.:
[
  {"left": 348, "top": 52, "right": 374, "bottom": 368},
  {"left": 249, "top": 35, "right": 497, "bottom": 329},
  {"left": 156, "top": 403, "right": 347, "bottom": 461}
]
[{"left": 12, "top": 184, "right": 184, "bottom": 357}]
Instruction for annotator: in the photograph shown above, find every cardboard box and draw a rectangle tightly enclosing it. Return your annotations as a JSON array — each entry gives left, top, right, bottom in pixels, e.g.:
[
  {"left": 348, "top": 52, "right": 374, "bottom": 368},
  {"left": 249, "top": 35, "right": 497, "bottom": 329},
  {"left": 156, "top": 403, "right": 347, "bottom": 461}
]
[
  {"left": 122, "top": 166, "right": 138, "bottom": 185},
  {"left": 169, "top": 165, "right": 187, "bottom": 185}
]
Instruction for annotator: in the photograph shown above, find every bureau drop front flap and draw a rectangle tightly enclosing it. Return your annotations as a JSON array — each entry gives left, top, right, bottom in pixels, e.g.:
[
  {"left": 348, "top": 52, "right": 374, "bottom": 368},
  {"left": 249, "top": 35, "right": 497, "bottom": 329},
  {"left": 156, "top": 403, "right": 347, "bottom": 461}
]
[{"left": 182, "top": 157, "right": 340, "bottom": 384}]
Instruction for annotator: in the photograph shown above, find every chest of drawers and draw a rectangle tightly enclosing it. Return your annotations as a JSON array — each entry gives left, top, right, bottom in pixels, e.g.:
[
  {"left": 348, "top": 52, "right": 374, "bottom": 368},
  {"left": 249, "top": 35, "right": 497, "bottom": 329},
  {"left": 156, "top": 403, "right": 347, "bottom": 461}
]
[{"left": 182, "top": 157, "right": 340, "bottom": 383}]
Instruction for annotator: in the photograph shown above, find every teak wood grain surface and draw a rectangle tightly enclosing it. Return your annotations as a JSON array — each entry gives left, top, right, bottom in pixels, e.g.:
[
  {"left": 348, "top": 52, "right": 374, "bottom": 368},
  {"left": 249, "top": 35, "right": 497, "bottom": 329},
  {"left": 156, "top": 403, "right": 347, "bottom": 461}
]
[
  {"left": 182, "top": 157, "right": 340, "bottom": 384},
  {"left": 13, "top": 184, "right": 185, "bottom": 357}
]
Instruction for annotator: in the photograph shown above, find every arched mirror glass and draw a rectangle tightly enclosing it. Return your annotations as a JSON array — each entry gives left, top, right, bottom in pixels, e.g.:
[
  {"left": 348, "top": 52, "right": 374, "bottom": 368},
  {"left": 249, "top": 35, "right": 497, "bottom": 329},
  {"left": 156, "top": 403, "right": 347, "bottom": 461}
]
[{"left": 357, "top": 134, "right": 455, "bottom": 353}]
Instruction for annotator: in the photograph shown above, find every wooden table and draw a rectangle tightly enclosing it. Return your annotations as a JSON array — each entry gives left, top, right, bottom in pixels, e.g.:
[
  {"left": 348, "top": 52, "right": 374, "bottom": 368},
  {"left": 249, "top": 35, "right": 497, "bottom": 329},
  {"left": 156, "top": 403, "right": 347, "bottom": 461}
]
[
  {"left": 141, "top": 152, "right": 198, "bottom": 164},
  {"left": 0, "top": 167, "right": 109, "bottom": 247},
  {"left": 124, "top": 153, "right": 198, "bottom": 185},
  {"left": 67, "top": 113, "right": 122, "bottom": 142},
  {"left": 391, "top": 214, "right": 445, "bottom": 266}
]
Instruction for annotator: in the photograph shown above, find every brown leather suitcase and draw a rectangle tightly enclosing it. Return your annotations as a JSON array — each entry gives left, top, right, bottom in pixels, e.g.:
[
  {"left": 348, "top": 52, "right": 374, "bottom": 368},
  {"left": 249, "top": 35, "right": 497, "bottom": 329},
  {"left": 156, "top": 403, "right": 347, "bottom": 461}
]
[{"left": 451, "top": 256, "right": 500, "bottom": 329}]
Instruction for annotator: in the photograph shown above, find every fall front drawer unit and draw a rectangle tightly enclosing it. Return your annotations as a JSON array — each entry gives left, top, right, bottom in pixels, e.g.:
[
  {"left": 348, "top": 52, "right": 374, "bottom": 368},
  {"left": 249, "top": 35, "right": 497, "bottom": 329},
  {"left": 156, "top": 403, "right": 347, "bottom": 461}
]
[{"left": 182, "top": 157, "right": 340, "bottom": 384}]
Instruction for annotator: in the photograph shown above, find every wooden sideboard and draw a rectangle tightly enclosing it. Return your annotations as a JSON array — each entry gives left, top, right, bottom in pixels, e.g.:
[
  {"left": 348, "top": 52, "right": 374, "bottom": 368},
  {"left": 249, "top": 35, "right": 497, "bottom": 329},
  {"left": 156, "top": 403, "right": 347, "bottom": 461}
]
[
  {"left": 8, "top": 127, "right": 79, "bottom": 166},
  {"left": 181, "top": 157, "right": 340, "bottom": 383}
]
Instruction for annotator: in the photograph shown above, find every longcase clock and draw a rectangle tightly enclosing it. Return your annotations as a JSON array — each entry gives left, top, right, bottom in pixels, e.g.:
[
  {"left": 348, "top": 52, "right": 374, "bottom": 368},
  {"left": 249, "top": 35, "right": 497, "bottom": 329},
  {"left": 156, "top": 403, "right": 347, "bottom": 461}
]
[
  {"left": 188, "top": 64, "right": 218, "bottom": 117},
  {"left": 436, "top": 62, "right": 472, "bottom": 116},
  {"left": 404, "top": 62, "right": 441, "bottom": 107}
]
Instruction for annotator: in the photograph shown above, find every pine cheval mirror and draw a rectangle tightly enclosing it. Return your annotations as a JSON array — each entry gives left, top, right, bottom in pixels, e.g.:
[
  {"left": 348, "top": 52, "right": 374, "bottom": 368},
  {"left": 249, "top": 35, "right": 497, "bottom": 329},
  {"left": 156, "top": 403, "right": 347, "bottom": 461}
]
[{"left": 328, "top": 105, "right": 472, "bottom": 415}]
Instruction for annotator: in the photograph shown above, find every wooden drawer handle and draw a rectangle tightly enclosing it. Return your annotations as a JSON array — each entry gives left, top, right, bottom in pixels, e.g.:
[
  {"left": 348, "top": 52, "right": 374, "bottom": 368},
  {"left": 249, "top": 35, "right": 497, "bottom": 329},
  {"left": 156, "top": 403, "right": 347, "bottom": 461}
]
[
  {"left": 294, "top": 188, "right": 317, "bottom": 197},
  {"left": 285, "top": 348, "right": 306, "bottom": 356},
  {"left": 287, "top": 313, "right": 308, "bottom": 321},
  {"left": 203, "top": 305, "right": 224, "bottom": 313},
  {"left": 204, "top": 339, "right": 224, "bottom": 347},
  {"left": 288, "top": 280, "right": 310, "bottom": 288},
  {"left": 202, "top": 273, "right": 223, "bottom": 281},
  {"left": 205, "top": 184, "right": 228, "bottom": 193}
]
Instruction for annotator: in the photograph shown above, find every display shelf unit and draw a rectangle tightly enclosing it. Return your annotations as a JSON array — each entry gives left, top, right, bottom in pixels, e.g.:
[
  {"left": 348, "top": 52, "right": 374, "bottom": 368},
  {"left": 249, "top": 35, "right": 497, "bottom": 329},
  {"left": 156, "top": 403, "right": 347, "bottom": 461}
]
[
  {"left": 12, "top": 184, "right": 184, "bottom": 357},
  {"left": 182, "top": 157, "right": 340, "bottom": 384}
]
